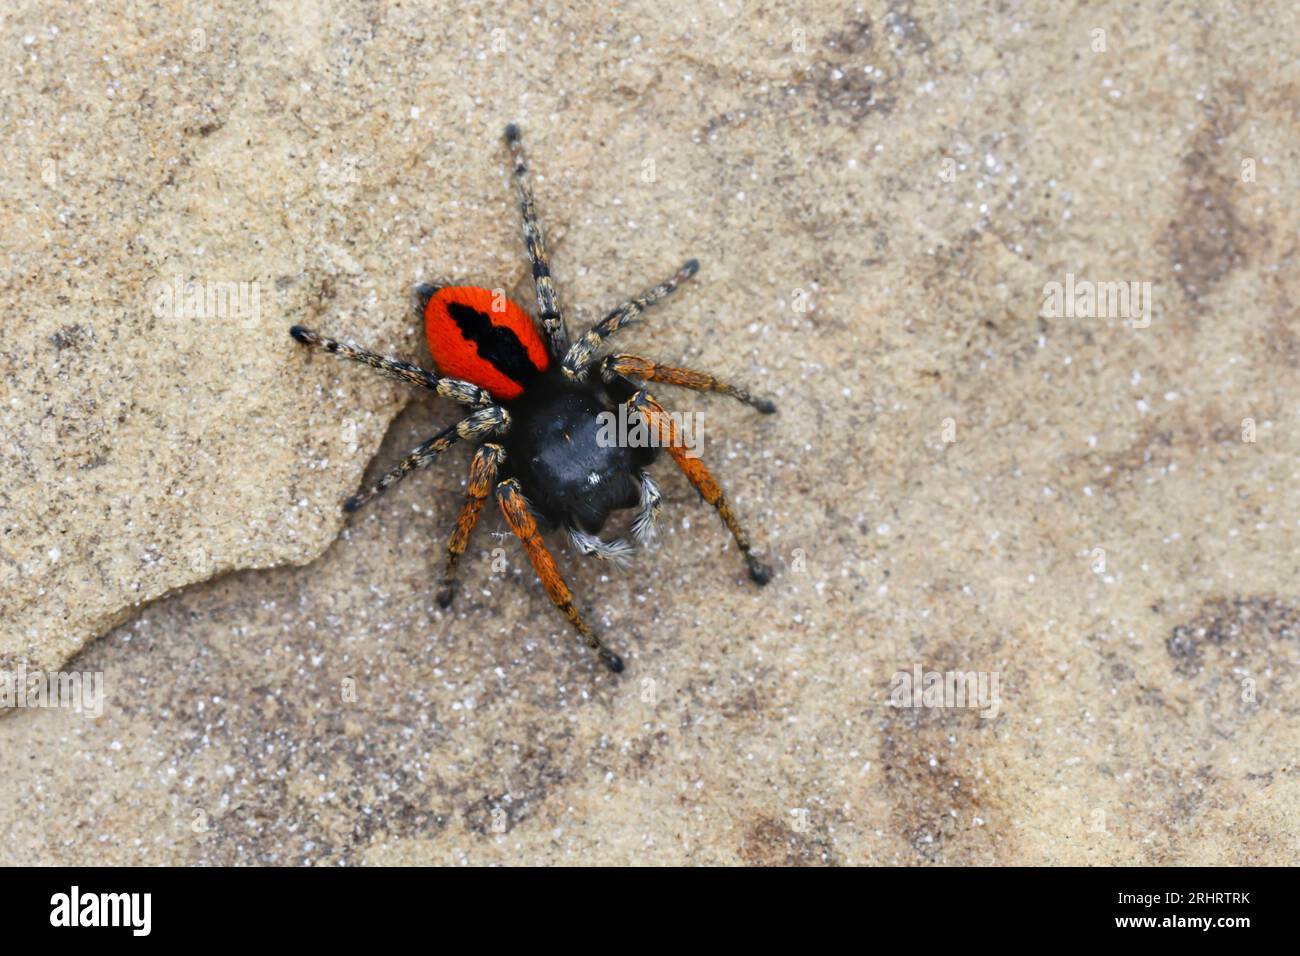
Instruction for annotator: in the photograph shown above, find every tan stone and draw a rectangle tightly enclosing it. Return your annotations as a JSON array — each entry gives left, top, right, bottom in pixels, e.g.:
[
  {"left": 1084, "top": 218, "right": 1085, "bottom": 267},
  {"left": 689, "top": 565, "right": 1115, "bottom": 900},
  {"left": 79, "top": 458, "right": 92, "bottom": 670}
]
[{"left": 2, "top": 1, "right": 1297, "bottom": 864}]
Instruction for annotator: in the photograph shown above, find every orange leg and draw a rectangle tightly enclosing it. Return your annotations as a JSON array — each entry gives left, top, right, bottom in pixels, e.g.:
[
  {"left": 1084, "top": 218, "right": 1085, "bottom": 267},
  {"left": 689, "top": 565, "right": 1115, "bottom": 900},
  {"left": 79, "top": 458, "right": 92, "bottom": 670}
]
[
  {"left": 631, "top": 391, "right": 773, "bottom": 585},
  {"left": 495, "top": 478, "right": 624, "bottom": 672},
  {"left": 602, "top": 353, "right": 776, "bottom": 414},
  {"left": 437, "top": 443, "right": 505, "bottom": 608}
]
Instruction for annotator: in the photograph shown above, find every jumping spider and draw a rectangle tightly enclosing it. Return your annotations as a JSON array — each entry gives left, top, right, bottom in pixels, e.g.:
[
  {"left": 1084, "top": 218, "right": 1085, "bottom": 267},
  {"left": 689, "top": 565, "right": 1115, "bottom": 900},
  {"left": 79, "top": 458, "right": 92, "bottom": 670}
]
[{"left": 290, "top": 123, "right": 774, "bottom": 672}]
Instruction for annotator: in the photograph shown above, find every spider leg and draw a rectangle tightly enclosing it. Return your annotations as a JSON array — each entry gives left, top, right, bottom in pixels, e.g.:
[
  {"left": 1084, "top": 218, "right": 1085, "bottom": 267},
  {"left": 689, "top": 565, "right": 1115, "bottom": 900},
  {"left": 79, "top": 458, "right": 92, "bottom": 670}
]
[
  {"left": 344, "top": 406, "right": 509, "bottom": 512},
  {"left": 566, "top": 526, "right": 634, "bottom": 565},
  {"left": 503, "top": 123, "right": 569, "bottom": 360},
  {"left": 495, "top": 478, "right": 625, "bottom": 672},
  {"left": 628, "top": 389, "right": 772, "bottom": 585},
  {"left": 631, "top": 471, "right": 663, "bottom": 544},
  {"left": 562, "top": 259, "right": 699, "bottom": 378},
  {"left": 289, "top": 326, "right": 493, "bottom": 407},
  {"left": 436, "top": 442, "right": 505, "bottom": 608},
  {"left": 601, "top": 353, "right": 777, "bottom": 414}
]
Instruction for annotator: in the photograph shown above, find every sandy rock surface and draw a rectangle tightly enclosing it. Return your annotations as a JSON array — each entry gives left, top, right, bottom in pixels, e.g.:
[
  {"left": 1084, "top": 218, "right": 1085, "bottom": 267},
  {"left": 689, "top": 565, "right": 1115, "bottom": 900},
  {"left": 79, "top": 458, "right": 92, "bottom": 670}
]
[{"left": 2, "top": 1, "right": 1298, "bottom": 864}]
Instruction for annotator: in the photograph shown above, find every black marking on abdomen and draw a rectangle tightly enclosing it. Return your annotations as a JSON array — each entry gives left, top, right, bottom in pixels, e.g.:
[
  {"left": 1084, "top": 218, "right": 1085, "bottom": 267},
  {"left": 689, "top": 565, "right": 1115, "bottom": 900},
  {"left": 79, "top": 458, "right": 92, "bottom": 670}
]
[{"left": 447, "top": 301, "right": 543, "bottom": 385}]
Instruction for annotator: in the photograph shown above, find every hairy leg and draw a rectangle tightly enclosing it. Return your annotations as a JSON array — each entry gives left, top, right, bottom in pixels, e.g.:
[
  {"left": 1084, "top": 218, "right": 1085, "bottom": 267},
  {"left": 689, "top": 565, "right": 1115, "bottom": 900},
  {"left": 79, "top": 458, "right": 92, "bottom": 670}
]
[
  {"left": 629, "top": 390, "right": 772, "bottom": 585},
  {"left": 566, "top": 526, "right": 634, "bottom": 565},
  {"left": 601, "top": 353, "right": 776, "bottom": 413},
  {"left": 562, "top": 259, "right": 699, "bottom": 377},
  {"left": 437, "top": 442, "right": 505, "bottom": 608},
  {"left": 289, "top": 325, "right": 492, "bottom": 406},
  {"left": 495, "top": 478, "right": 624, "bottom": 672},
  {"left": 631, "top": 472, "right": 662, "bottom": 544},
  {"left": 344, "top": 406, "right": 509, "bottom": 512},
  {"left": 503, "top": 124, "right": 569, "bottom": 360}
]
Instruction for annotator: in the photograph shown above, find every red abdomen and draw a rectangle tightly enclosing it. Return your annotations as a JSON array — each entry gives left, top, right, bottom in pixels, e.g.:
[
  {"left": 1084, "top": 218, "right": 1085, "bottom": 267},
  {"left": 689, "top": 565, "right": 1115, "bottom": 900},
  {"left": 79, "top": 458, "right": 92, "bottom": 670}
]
[{"left": 424, "top": 287, "right": 550, "bottom": 401}]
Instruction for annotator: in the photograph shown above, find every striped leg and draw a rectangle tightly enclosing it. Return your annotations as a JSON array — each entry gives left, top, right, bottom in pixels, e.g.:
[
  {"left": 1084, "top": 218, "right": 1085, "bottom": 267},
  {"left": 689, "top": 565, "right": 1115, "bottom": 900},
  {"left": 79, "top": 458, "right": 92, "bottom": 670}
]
[
  {"left": 503, "top": 124, "right": 568, "bottom": 359},
  {"left": 437, "top": 443, "right": 505, "bottom": 608},
  {"left": 631, "top": 472, "right": 663, "bottom": 544},
  {"left": 601, "top": 353, "right": 777, "bottom": 413},
  {"left": 629, "top": 390, "right": 772, "bottom": 585},
  {"left": 289, "top": 325, "right": 492, "bottom": 406},
  {"left": 344, "top": 406, "right": 509, "bottom": 512},
  {"left": 562, "top": 259, "right": 699, "bottom": 377},
  {"left": 566, "top": 526, "right": 634, "bottom": 564},
  {"left": 495, "top": 478, "right": 624, "bottom": 672}
]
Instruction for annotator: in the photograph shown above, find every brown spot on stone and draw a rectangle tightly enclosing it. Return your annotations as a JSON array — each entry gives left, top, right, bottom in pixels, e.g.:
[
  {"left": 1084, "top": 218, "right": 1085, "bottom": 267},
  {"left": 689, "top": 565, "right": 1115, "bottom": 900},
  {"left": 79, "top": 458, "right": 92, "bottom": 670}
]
[
  {"left": 811, "top": 20, "right": 896, "bottom": 121},
  {"left": 1166, "top": 594, "right": 1300, "bottom": 677},
  {"left": 878, "top": 703, "right": 1013, "bottom": 864},
  {"left": 50, "top": 324, "right": 92, "bottom": 351},
  {"left": 738, "top": 813, "right": 837, "bottom": 866},
  {"left": 1159, "top": 86, "right": 1255, "bottom": 307}
]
